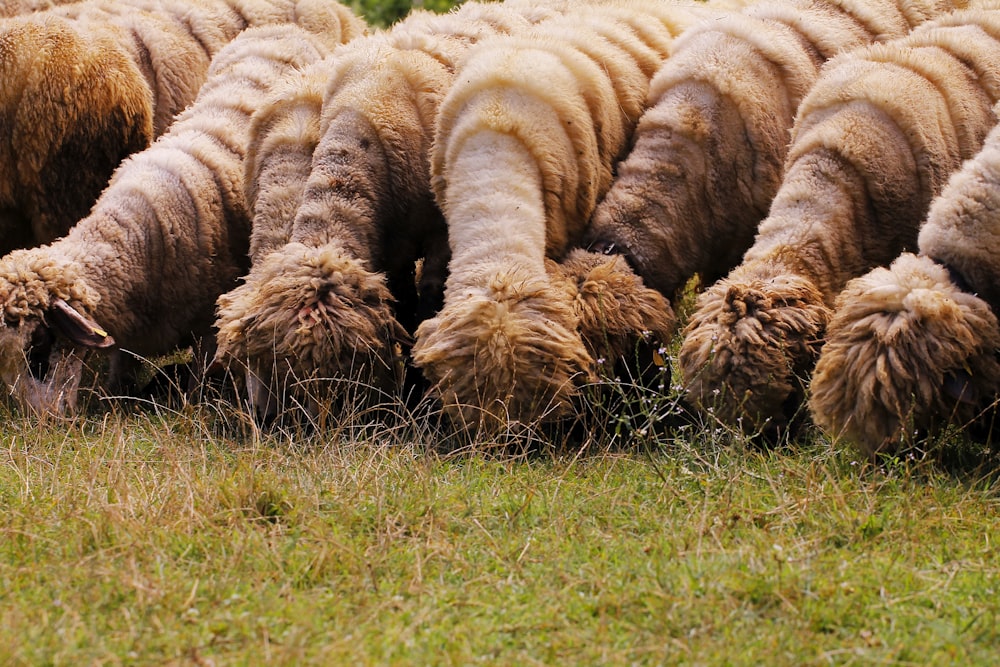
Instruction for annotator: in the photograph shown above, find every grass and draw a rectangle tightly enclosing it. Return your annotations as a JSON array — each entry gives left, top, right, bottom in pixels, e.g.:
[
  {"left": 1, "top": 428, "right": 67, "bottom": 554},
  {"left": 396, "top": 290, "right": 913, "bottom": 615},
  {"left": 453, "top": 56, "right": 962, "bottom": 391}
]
[
  {"left": 0, "top": 385, "right": 998, "bottom": 665},
  {"left": 4, "top": 3, "right": 998, "bottom": 664}
]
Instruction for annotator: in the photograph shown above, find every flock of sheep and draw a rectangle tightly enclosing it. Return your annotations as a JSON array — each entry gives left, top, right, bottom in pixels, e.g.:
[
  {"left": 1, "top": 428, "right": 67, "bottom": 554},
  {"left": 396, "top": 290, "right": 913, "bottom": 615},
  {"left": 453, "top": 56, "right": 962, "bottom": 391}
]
[{"left": 2, "top": 0, "right": 1000, "bottom": 457}]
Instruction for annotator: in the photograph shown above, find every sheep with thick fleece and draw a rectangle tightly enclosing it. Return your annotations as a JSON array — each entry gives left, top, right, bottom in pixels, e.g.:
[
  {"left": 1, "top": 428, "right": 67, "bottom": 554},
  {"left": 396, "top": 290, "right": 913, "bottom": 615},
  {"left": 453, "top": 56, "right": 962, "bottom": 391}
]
[
  {"left": 0, "top": 0, "right": 365, "bottom": 255},
  {"left": 212, "top": 0, "right": 576, "bottom": 421},
  {"left": 0, "top": 16, "right": 152, "bottom": 254},
  {"left": 809, "top": 100, "right": 1000, "bottom": 456},
  {"left": 0, "top": 0, "right": 76, "bottom": 16},
  {"left": 0, "top": 10, "right": 363, "bottom": 416},
  {"left": 411, "top": 1, "right": 727, "bottom": 431},
  {"left": 583, "top": 0, "right": 959, "bottom": 302},
  {"left": 677, "top": 7, "right": 1000, "bottom": 436}
]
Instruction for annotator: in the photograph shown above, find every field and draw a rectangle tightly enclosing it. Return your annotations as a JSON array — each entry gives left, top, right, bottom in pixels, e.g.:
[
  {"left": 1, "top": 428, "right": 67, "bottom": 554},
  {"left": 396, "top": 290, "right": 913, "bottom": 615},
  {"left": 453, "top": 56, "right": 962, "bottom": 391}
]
[
  {"left": 2, "top": 1, "right": 1000, "bottom": 664},
  {"left": 1, "top": 356, "right": 998, "bottom": 665}
]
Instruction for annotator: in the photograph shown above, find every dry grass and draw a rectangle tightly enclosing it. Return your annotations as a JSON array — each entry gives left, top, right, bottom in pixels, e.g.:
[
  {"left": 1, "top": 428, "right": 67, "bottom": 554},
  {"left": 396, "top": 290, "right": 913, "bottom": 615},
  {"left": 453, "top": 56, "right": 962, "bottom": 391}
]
[{"left": 0, "top": 369, "right": 997, "bottom": 664}]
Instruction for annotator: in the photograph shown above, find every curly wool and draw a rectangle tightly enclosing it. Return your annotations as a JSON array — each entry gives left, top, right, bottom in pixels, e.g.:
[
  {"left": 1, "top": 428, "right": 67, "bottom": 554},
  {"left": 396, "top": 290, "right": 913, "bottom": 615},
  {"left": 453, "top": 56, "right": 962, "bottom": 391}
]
[
  {"left": 809, "top": 254, "right": 1000, "bottom": 456},
  {"left": 679, "top": 263, "right": 831, "bottom": 432},
  {"left": 0, "top": 252, "right": 99, "bottom": 325},
  {"left": 548, "top": 248, "right": 675, "bottom": 366},
  {"left": 216, "top": 242, "right": 407, "bottom": 392},
  {"left": 413, "top": 270, "right": 594, "bottom": 430}
]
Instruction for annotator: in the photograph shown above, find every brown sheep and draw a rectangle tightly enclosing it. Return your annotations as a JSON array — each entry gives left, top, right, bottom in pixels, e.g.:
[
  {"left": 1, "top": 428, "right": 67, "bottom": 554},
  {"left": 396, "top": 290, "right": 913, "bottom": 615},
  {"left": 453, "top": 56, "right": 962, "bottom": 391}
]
[
  {"left": 678, "top": 6, "right": 1000, "bottom": 437},
  {"left": 0, "top": 7, "right": 364, "bottom": 416},
  {"left": 809, "top": 99, "right": 1000, "bottom": 456}
]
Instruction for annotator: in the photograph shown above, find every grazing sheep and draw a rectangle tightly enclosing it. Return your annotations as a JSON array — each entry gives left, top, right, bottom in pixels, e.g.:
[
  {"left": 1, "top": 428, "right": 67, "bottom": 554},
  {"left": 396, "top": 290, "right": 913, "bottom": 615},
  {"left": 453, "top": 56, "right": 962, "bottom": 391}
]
[
  {"left": 677, "top": 6, "right": 1000, "bottom": 436},
  {"left": 0, "top": 0, "right": 76, "bottom": 16},
  {"left": 212, "top": 0, "right": 576, "bottom": 422},
  {"left": 545, "top": 248, "right": 676, "bottom": 382},
  {"left": 0, "top": 9, "right": 363, "bottom": 416},
  {"left": 809, "top": 101, "right": 1000, "bottom": 456},
  {"left": 583, "top": 0, "right": 959, "bottom": 302},
  {"left": 411, "top": 0, "right": 728, "bottom": 431},
  {"left": 0, "top": 0, "right": 366, "bottom": 255}
]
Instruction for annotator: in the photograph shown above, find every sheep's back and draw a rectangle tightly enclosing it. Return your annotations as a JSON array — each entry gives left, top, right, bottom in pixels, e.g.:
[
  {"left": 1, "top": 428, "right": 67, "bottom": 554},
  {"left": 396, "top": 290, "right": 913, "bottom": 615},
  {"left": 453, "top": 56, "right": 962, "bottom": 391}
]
[{"left": 433, "top": 1, "right": 720, "bottom": 256}]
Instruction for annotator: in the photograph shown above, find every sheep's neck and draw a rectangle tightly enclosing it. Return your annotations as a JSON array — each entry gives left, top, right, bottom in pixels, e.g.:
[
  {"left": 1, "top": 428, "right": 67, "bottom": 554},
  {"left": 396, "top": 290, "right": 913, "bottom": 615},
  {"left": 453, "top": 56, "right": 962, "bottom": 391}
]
[
  {"left": 919, "top": 129, "right": 1000, "bottom": 312},
  {"left": 248, "top": 140, "right": 317, "bottom": 264},
  {"left": 742, "top": 149, "right": 873, "bottom": 303},
  {"left": 288, "top": 109, "right": 390, "bottom": 265},
  {"left": 443, "top": 130, "right": 548, "bottom": 287}
]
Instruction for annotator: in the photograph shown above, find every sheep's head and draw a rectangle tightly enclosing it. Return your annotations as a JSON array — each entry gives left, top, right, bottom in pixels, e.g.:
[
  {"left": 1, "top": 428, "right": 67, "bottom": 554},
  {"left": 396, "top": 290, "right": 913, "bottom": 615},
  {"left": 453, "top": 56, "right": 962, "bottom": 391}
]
[
  {"left": 213, "top": 242, "right": 407, "bottom": 424},
  {"left": 809, "top": 254, "right": 1000, "bottom": 458},
  {"left": 0, "top": 254, "right": 112, "bottom": 415},
  {"left": 549, "top": 248, "right": 676, "bottom": 369},
  {"left": 412, "top": 267, "right": 596, "bottom": 434},
  {"left": 678, "top": 263, "right": 831, "bottom": 437}
]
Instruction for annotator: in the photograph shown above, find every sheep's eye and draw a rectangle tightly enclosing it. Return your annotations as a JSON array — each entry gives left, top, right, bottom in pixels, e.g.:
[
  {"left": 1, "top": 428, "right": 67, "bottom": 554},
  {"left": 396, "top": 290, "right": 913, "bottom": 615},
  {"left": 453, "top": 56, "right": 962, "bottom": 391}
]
[
  {"left": 587, "top": 239, "right": 618, "bottom": 256},
  {"left": 27, "top": 326, "right": 55, "bottom": 381}
]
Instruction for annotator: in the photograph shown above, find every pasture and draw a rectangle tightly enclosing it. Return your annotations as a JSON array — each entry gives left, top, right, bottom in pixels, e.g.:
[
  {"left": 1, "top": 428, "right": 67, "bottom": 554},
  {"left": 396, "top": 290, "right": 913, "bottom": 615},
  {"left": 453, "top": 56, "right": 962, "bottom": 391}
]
[
  {"left": 1, "top": 1, "right": 999, "bottom": 664},
  {"left": 1, "top": 346, "right": 998, "bottom": 664}
]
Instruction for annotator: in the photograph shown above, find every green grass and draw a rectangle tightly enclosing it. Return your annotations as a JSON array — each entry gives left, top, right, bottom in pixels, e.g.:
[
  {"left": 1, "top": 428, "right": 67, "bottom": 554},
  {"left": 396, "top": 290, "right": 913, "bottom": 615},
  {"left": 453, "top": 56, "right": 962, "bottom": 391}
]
[
  {"left": 351, "top": 0, "right": 466, "bottom": 27},
  {"left": 0, "top": 393, "right": 997, "bottom": 665},
  {"left": 5, "top": 3, "right": 999, "bottom": 663}
]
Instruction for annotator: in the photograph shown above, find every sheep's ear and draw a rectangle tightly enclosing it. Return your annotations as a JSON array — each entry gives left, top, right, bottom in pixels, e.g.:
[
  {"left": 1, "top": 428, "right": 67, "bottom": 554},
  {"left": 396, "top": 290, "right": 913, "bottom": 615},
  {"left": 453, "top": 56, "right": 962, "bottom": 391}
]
[{"left": 47, "top": 298, "right": 116, "bottom": 349}]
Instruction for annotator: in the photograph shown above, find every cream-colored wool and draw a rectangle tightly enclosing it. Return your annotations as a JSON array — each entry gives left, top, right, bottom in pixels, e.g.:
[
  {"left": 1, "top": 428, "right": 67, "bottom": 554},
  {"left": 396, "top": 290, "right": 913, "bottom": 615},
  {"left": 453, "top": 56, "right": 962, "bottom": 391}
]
[
  {"left": 213, "top": 0, "right": 571, "bottom": 422},
  {"left": 412, "top": 1, "right": 726, "bottom": 431},
  {"left": 547, "top": 249, "right": 675, "bottom": 369},
  {"left": 0, "top": 0, "right": 367, "bottom": 254},
  {"left": 810, "top": 103, "right": 1000, "bottom": 456},
  {"left": 678, "top": 7, "right": 1000, "bottom": 435},
  {"left": 0, "top": 11, "right": 362, "bottom": 416},
  {"left": 585, "top": 0, "right": 960, "bottom": 302},
  {"left": 0, "top": 0, "right": 77, "bottom": 16}
]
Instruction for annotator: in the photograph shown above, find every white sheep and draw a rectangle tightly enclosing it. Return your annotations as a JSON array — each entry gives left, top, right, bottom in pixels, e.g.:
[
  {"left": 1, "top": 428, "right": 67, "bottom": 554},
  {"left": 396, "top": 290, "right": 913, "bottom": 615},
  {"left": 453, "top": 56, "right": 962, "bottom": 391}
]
[
  {"left": 0, "top": 0, "right": 365, "bottom": 254},
  {"left": 809, "top": 99, "right": 1000, "bottom": 456},
  {"left": 211, "top": 0, "right": 576, "bottom": 422},
  {"left": 677, "top": 6, "right": 1000, "bottom": 437},
  {"left": 0, "top": 0, "right": 76, "bottom": 16},
  {"left": 411, "top": 0, "right": 729, "bottom": 432},
  {"left": 583, "top": 0, "right": 958, "bottom": 302},
  {"left": 0, "top": 8, "right": 364, "bottom": 416}
]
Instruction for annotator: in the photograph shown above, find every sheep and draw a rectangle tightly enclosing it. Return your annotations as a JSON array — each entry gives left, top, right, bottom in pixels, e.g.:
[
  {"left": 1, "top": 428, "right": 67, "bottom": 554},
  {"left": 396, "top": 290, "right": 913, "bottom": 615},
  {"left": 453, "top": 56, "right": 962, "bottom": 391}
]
[
  {"left": 0, "top": 16, "right": 152, "bottom": 254},
  {"left": 808, "top": 102, "right": 1000, "bottom": 456},
  {"left": 676, "top": 6, "right": 1000, "bottom": 437},
  {"left": 410, "top": 0, "right": 730, "bottom": 432},
  {"left": 0, "top": 0, "right": 366, "bottom": 255},
  {"left": 211, "top": 0, "right": 581, "bottom": 423},
  {"left": 0, "top": 0, "right": 76, "bottom": 16},
  {"left": 582, "top": 0, "right": 960, "bottom": 304},
  {"left": 0, "top": 8, "right": 364, "bottom": 416}
]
